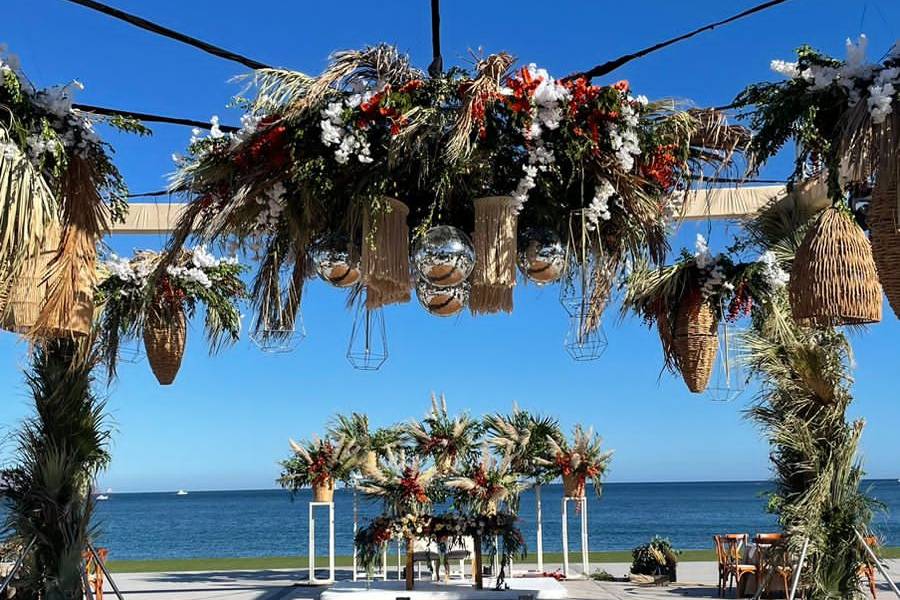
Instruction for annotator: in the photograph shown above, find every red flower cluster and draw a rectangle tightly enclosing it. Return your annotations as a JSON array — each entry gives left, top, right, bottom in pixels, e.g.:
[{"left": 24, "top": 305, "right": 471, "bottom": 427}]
[
  {"left": 506, "top": 66, "right": 542, "bottom": 114},
  {"left": 563, "top": 78, "right": 630, "bottom": 147},
  {"left": 159, "top": 275, "right": 186, "bottom": 309},
  {"left": 726, "top": 282, "right": 753, "bottom": 322},
  {"left": 358, "top": 86, "right": 410, "bottom": 135},
  {"left": 309, "top": 441, "right": 335, "bottom": 487},
  {"left": 400, "top": 466, "right": 428, "bottom": 504},
  {"left": 555, "top": 452, "right": 573, "bottom": 476},
  {"left": 234, "top": 119, "right": 289, "bottom": 171},
  {"left": 642, "top": 144, "right": 679, "bottom": 191}
]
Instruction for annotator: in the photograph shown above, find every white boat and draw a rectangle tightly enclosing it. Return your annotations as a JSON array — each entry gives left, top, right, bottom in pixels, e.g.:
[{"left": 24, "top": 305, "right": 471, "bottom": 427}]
[
  {"left": 96, "top": 494, "right": 109, "bottom": 501},
  {"left": 176, "top": 489, "right": 188, "bottom": 496}
]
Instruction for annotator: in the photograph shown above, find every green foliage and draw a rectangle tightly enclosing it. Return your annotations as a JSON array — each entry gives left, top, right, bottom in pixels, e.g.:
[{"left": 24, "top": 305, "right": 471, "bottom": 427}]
[
  {"left": 483, "top": 406, "right": 563, "bottom": 484},
  {"left": 0, "top": 338, "right": 110, "bottom": 599},
  {"left": 630, "top": 536, "right": 679, "bottom": 575},
  {"left": 278, "top": 437, "right": 359, "bottom": 493}
]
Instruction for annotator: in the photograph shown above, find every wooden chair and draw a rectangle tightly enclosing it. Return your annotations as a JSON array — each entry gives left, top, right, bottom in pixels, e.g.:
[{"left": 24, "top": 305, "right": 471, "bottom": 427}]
[
  {"left": 859, "top": 536, "right": 878, "bottom": 599},
  {"left": 83, "top": 547, "right": 108, "bottom": 600},
  {"left": 715, "top": 534, "right": 756, "bottom": 598},
  {"left": 754, "top": 534, "right": 791, "bottom": 599}
]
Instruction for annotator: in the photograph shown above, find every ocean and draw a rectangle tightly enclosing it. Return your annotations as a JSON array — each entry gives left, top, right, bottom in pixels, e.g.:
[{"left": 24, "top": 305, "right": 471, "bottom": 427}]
[{"left": 92, "top": 480, "right": 900, "bottom": 561}]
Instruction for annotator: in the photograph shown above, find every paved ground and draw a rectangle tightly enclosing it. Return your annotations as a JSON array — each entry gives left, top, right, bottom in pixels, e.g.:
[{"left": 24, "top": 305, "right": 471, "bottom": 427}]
[{"left": 95, "top": 560, "right": 900, "bottom": 600}]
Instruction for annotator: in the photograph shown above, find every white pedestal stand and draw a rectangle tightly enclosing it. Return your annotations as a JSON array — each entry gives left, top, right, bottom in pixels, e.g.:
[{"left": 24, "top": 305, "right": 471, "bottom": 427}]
[
  {"left": 351, "top": 485, "right": 389, "bottom": 582},
  {"left": 560, "top": 496, "right": 589, "bottom": 579},
  {"left": 309, "top": 501, "right": 335, "bottom": 584},
  {"left": 535, "top": 484, "right": 544, "bottom": 573}
]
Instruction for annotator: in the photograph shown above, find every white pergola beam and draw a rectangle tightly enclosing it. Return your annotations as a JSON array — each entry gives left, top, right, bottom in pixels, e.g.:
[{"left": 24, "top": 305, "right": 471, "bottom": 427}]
[{"left": 112, "top": 186, "right": 786, "bottom": 235}]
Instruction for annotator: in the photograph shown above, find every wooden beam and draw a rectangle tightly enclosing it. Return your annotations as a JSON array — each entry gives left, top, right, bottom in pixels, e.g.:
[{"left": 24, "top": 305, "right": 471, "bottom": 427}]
[{"left": 112, "top": 186, "right": 787, "bottom": 235}]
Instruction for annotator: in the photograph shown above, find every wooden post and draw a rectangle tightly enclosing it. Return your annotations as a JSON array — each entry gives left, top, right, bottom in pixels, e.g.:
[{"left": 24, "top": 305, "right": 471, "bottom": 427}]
[
  {"left": 473, "top": 534, "right": 483, "bottom": 589},
  {"left": 405, "top": 536, "right": 414, "bottom": 591}
]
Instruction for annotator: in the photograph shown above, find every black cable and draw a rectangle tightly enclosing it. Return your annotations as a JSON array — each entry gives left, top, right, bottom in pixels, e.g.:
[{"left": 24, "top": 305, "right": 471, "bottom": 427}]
[
  {"left": 126, "top": 190, "right": 173, "bottom": 198},
  {"left": 73, "top": 103, "right": 239, "bottom": 132},
  {"left": 427, "top": 0, "right": 443, "bottom": 77},
  {"left": 563, "top": 0, "right": 793, "bottom": 82},
  {"left": 62, "top": 0, "right": 272, "bottom": 71}
]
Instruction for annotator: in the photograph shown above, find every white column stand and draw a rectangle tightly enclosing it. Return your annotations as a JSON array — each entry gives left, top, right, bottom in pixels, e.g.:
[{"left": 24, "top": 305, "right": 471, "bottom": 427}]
[
  {"left": 397, "top": 540, "right": 402, "bottom": 580},
  {"left": 308, "top": 501, "right": 335, "bottom": 584},
  {"left": 382, "top": 544, "right": 388, "bottom": 581},
  {"left": 535, "top": 484, "right": 544, "bottom": 573},
  {"left": 561, "top": 497, "right": 589, "bottom": 579},
  {"left": 352, "top": 488, "right": 358, "bottom": 581}
]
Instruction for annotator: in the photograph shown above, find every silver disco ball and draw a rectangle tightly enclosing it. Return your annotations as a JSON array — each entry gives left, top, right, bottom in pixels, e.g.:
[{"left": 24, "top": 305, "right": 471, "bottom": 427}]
[
  {"left": 412, "top": 225, "right": 475, "bottom": 288},
  {"left": 311, "top": 235, "right": 362, "bottom": 288},
  {"left": 517, "top": 227, "right": 566, "bottom": 285},
  {"left": 416, "top": 279, "right": 470, "bottom": 317}
]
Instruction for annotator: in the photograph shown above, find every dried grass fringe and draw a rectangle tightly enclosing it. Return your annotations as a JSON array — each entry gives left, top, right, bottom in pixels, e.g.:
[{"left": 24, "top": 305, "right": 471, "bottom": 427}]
[
  {"left": 868, "top": 151, "right": 900, "bottom": 318},
  {"left": 362, "top": 197, "right": 410, "bottom": 310},
  {"left": 470, "top": 196, "right": 517, "bottom": 315},
  {"left": 789, "top": 207, "right": 882, "bottom": 326},
  {"left": 1, "top": 222, "right": 61, "bottom": 334}
]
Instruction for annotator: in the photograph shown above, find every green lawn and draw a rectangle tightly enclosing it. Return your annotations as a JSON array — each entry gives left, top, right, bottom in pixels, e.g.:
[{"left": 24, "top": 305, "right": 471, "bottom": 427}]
[{"left": 106, "top": 547, "right": 899, "bottom": 573}]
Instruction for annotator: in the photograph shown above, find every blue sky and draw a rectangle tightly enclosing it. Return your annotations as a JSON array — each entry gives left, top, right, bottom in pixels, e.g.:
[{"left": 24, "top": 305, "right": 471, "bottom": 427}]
[{"left": 1, "top": 1, "right": 898, "bottom": 492}]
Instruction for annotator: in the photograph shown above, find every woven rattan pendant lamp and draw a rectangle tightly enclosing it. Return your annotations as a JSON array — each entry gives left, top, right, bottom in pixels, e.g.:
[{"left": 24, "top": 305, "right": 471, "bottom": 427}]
[{"left": 789, "top": 205, "right": 882, "bottom": 326}]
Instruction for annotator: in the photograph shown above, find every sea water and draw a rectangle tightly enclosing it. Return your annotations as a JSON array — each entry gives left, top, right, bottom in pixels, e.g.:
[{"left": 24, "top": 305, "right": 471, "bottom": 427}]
[{"left": 92, "top": 480, "right": 899, "bottom": 560}]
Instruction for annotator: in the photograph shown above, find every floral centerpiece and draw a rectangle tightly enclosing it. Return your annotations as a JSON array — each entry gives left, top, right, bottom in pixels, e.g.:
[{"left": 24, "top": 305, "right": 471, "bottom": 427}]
[
  {"left": 545, "top": 425, "right": 612, "bottom": 499},
  {"left": 630, "top": 536, "right": 680, "bottom": 582},
  {"left": 405, "top": 394, "right": 481, "bottom": 472},
  {"left": 0, "top": 48, "right": 147, "bottom": 338},
  {"left": 445, "top": 450, "right": 523, "bottom": 515},
  {"left": 484, "top": 406, "right": 562, "bottom": 484},
  {"left": 278, "top": 436, "right": 358, "bottom": 502},
  {"left": 327, "top": 412, "right": 404, "bottom": 477},
  {"left": 95, "top": 246, "right": 246, "bottom": 384}
]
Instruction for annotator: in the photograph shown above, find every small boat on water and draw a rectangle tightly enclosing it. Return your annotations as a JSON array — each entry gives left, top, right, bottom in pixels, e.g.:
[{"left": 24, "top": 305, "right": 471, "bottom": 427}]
[
  {"left": 96, "top": 494, "right": 109, "bottom": 501},
  {"left": 176, "top": 489, "right": 188, "bottom": 496}
]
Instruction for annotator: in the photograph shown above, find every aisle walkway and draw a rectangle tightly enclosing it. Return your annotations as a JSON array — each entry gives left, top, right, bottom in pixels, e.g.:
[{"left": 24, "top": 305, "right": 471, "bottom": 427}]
[{"left": 97, "top": 560, "right": 899, "bottom": 600}]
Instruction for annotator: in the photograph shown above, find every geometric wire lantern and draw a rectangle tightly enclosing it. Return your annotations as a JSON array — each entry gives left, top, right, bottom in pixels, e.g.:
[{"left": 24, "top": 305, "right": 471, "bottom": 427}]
[
  {"left": 705, "top": 314, "right": 747, "bottom": 403},
  {"left": 347, "top": 293, "right": 388, "bottom": 371},
  {"left": 249, "top": 309, "right": 307, "bottom": 353},
  {"left": 564, "top": 315, "right": 608, "bottom": 361}
]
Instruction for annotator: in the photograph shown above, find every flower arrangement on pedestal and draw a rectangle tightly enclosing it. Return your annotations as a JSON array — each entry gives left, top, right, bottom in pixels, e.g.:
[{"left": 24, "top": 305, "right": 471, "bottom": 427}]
[
  {"left": 0, "top": 49, "right": 146, "bottom": 340},
  {"left": 405, "top": 394, "right": 481, "bottom": 473},
  {"left": 483, "top": 406, "right": 562, "bottom": 485},
  {"left": 278, "top": 436, "right": 358, "bottom": 502},
  {"left": 95, "top": 246, "right": 246, "bottom": 384},
  {"left": 545, "top": 425, "right": 613, "bottom": 499},
  {"left": 445, "top": 451, "right": 523, "bottom": 515}
]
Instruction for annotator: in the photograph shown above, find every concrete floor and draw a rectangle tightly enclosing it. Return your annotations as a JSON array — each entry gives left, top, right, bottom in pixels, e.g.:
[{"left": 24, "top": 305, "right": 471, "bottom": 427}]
[{"left": 95, "top": 560, "right": 899, "bottom": 600}]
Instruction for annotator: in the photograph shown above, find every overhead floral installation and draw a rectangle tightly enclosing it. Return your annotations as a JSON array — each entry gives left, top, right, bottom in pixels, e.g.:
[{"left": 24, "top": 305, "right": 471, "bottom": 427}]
[
  {"left": 163, "top": 44, "right": 748, "bottom": 361},
  {"left": 0, "top": 48, "right": 147, "bottom": 340},
  {"left": 95, "top": 246, "right": 246, "bottom": 384}
]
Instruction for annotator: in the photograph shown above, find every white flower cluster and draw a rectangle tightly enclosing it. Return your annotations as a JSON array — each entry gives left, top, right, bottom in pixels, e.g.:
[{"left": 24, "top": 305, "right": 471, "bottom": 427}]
[
  {"left": 507, "top": 65, "right": 570, "bottom": 212},
  {"left": 166, "top": 264, "right": 212, "bottom": 289},
  {"left": 103, "top": 254, "right": 156, "bottom": 295},
  {"left": 662, "top": 191, "right": 685, "bottom": 225},
  {"left": 190, "top": 244, "right": 237, "bottom": 269},
  {"left": 585, "top": 179, "right": 616, "bottom": 228},
  {"left": 320, "top": 92, "right": 375, "bottom": 165},
  {"left": 608, "top": 95, "right": 646, "bottom": 172},
  {"left": 756, "top": 250, "right": 789, "bottom": 289},
  {"left": 0, "top": 140, "right": 19, "bottom": 160},
  {"left": 254, "top": 181, "right": 286, "bottom": 231},
  {"left": 694, "top": 234, "right": 732, "bottom": 299},
  {"left": 182, "top": 113, "right": 266, "bottom": 162},
  {"left": 770, "top": 35, "right": 900, "bottom": 125},
  {"left": 104, "top": 246, "right": 237, "bottom": 293}
]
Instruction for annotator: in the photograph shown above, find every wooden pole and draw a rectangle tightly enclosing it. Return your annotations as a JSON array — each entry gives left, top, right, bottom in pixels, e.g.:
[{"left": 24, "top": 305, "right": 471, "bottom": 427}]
[
  {"left": 473, "top": 534, "right": 483, "bottom": 589},
  {"left": 405, "top": 536, "right": 414, "bottom": 591}
]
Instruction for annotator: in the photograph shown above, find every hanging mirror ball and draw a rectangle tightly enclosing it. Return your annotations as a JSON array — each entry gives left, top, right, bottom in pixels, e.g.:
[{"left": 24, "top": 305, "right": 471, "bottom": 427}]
[
  {"left": 412, "top": 225, "right": 475, "bottom": 288},
  {"left": 517, "top": 227, "right": 566, "bottom": 285},
  {"left": 311, "top": 235, "right": 362, "bottom": 288},
  {"left": 416, "top": 279, "right": 470, "bottom": 317}
]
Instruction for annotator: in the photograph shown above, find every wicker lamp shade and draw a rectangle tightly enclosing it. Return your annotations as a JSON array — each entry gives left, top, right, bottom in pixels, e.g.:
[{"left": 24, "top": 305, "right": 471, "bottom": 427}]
[
  {"left": 470, "top": 196, "right": 518, "bottom": 315},
  {"left": 789, "top": 207, "right": 882, "bottom": 326},
  {"left": 143, "top": 308, "right": 187, "bottom": 385},
  {"left": 868, "top": 164, "right": 900, "bottom": 319},
  {"left": 1, "top": 224, "right": 60, "bottom": 334},
  {"left": 362, "top": 197, "right": 410, "bottom": 310},
  {"left": 672, "top": 295, "right": 719, "bottom": 393}
]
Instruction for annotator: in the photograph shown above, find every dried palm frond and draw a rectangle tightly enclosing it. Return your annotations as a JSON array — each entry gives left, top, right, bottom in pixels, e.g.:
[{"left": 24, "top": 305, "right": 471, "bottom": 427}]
[
  {"left": 446, "top": 53, "right": 514, "bottom": 163},
  {"left": 250, "top": 68, "right": 315, "bottom": 114},
  {"left": 0, "top": 126, "right": 57, "bottom": 274},
  {"left": 31, "top": 156, "right": 108, "bottom": 339}
]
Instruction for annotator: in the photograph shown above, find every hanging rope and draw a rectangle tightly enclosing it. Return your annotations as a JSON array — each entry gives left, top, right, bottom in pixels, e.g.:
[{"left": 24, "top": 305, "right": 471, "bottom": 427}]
[
  {"left": 73, "top": 103, "right": 239, "bottom": 132},
  {"left": 427, "top": 0, "right": 443, "bottom": 77},
  {"left": 62, "top": 0, "right": 272, "bottom": 71},
  {"left": 562, "top": 0, "right": 792, "bottom": 82}
]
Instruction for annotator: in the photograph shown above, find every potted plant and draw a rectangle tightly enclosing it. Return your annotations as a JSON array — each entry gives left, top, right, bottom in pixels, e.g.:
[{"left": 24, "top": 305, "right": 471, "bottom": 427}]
[
  {"left": 630, "top": 536, "right": 680, "bottom": 583},
  {"left": 278, "top": 436, "right": 358, "bottom": 502},
  {"left": 327, "top": 413, "right": 404, "bottom": 477},
  {"left": 95, "top": 247, "right": 246, "bottom": 384},
  {"left": 544, "top": 425, "right": 612, "bottom": 499},
  {"left": 406, "top": 394, "right": 481, "bottom": 473}
]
